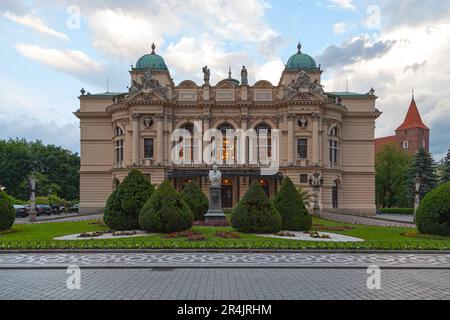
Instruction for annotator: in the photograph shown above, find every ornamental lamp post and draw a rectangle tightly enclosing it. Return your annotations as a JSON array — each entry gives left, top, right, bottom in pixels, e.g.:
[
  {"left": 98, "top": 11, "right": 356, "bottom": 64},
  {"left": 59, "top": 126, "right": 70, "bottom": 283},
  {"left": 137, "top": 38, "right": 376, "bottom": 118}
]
[
  {"left": 28, "top": 175, "right": 37, "bottom": 223},
  {"left": 414, "top": 173, "right": 422, "bottom": 223},
  {"left": 309, "top": 165, "right": 324, "bottom": 216}
]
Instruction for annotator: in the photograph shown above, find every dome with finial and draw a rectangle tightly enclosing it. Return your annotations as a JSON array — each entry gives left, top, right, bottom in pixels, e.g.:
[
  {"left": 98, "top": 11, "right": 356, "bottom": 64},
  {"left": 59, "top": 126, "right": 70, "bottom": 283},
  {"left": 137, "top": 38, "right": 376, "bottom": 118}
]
[
  {"left": 222, "top": 67, "right": 240, "bottom": 86},
  {"left": 286, "top": 42, "right": 317, "bottom": 70},
  {"left": 135, "top": 43, "right": 168, "bottom": 71}
]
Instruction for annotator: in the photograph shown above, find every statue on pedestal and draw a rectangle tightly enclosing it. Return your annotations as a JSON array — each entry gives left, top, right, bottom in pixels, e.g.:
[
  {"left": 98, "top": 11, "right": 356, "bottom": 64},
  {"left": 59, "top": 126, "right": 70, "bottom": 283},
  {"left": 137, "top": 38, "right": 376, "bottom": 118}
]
[{"left": 204, "top": 165, "right": 226, "bottom": 221}]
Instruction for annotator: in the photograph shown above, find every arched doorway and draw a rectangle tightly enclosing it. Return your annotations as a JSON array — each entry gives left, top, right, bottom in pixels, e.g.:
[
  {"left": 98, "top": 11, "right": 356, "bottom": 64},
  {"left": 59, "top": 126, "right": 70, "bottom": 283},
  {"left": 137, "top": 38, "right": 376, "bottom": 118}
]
[
  {"left": 217, "top": 123, "right": 235, "bottom": 162},
  {"left": 258, "top": 178, "right": 270, "bottom": 198},
  {"left": 221, "top": 178, "right": 233, "bottom": 208},
  {"left": 332, "top": 180, "right": 339, "bottom": 209}
]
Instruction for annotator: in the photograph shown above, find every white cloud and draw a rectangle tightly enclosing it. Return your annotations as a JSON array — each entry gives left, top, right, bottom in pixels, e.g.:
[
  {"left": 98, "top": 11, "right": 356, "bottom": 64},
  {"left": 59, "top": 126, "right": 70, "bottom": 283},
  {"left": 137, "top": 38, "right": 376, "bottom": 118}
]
[
  {"left": 327, "top": 0, "right": 356, "bottom": 11},
  {"left": 320, "top": 23, "right": 450, "bottom": 157},
  {"left": 255, "top": 60, "right": 285, "bottom": 85},
  {"left": 2, "top": 11, "right": 69, "bottom": 41},
  {"left": 14, "top": 43, "right": 103, "bottom": 76},
  {"left": 333, "top": 22, "right": 347, "bottom": 34}
]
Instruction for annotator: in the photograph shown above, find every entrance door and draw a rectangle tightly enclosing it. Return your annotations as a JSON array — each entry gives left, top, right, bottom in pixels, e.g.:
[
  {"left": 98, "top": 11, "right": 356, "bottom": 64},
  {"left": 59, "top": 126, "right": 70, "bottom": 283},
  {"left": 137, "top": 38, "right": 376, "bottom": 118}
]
[
  {"left": 222, "top": 179, "right": 233, "bottom": 208},
  {"left": 332, "top": 181, "right": 339, "bottom": 209}
]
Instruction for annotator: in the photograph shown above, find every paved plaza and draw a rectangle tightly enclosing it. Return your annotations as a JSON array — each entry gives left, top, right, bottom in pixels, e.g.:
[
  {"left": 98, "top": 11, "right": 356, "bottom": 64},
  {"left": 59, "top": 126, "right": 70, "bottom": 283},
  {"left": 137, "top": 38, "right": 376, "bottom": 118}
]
[{"left": 0, "top": 252, "right": 449, "bottom": 300}]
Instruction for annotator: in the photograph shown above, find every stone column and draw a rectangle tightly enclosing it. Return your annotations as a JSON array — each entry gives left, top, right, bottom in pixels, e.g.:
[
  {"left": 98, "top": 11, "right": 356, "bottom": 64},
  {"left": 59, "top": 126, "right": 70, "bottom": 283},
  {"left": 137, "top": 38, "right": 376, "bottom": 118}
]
[
  {"left": 287, "top": 113, "right": 295, "bottom": 165},
  {"left": 203, "top": 115, "right": 211, "bottom": 163},
  {"left": 312, "top": 112, "right": 320, "bottom": 165},
  {"left": 156, "top": 114, "right": 164, "bottom": 164},
  {"left": 132, "top": 113, "right": 140, "bottom": 166},
  {"left": 241, "top": 115, "right": 248, "bottom": 165}
]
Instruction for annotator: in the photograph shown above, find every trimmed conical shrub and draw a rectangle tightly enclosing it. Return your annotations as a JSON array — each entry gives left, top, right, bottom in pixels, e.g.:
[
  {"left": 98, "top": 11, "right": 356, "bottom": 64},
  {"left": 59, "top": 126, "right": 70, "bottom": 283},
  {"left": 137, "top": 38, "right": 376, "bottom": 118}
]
[
  {"left": 274, "top": 177, "right": 312, "bottom": 231},
  {"left": 104, "top": 169, "right": 155, "bottom": 231},
  {"left": 0, "top": 190, "right": 15, "bottom": 231},
  {"left": 139, "top": 180, "right": 194, "bottom": 233},
  {"left": 231, "top": 181, "right": 282, "bottom": 233},
  {"left": 181, "top": 182, "right": 208, "bottom": 221},
  {"left": 416, "top": 182, "right": 450, "bottom": 236}
]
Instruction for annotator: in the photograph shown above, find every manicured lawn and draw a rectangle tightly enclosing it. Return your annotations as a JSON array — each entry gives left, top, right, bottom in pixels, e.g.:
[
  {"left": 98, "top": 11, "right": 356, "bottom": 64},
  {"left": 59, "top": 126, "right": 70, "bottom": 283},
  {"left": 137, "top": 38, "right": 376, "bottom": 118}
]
[{"left": 0, "top": 217, "right": 449, "bottom": 250}]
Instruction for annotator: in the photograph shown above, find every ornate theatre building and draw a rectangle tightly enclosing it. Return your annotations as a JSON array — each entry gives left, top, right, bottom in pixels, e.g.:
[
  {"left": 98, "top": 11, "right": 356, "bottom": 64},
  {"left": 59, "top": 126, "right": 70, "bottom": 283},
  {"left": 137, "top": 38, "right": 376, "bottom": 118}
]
[{"left": 75, "top": 43, "right": 381, "bottom": 215}]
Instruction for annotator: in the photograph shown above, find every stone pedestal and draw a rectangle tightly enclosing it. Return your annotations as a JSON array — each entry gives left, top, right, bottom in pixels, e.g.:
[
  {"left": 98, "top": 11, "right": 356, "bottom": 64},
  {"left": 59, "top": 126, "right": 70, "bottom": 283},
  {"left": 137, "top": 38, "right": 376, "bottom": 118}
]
[{"left": 205, "top": 185, "right": 226, "bottom": 221}]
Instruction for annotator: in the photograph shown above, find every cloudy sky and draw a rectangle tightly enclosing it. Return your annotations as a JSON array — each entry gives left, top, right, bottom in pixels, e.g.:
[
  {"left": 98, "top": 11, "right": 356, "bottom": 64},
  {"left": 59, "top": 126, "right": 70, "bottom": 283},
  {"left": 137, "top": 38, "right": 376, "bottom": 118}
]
[{"left": 0, "top": 0, "right": 449, "bottom": 159}]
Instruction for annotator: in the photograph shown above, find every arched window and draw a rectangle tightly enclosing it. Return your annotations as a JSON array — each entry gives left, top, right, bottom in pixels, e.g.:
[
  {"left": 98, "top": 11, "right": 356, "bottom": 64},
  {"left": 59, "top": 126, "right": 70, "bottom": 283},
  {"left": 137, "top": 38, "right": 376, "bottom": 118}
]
[
  {"left": 329, "top": 126, "right": 339, "bottom": 168},
  {"left": 114, "top": 126, "right": 124, "bottom": 137},
  {"left": 255, "top": 123, "right": 272, "bottom": 161},
  {"left": 217, "top": 123, "right": 235, "bottom": 162}
]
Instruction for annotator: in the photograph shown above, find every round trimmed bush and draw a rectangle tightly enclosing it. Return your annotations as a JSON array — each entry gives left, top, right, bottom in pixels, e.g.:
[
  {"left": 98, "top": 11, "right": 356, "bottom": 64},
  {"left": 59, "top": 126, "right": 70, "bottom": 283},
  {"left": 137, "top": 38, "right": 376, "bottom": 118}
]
[
  {"left": 0, "top": 190, "right": 15, "bottom": 231},
  {"left": 274, "top": 177, "right": 312, "bottom": 231},
  {"left": 231, "top": 181, "right": 282, "bottom": 234},
  {"left": 139, "top": 180, "right": 194, "bottom": 233},
  {"left": 104, "top": 169, "right": 155, "bottom": 231},
  {"left": 416, "top": 182, "right": 450, "bottom": 236},
  {"left": 180, "top": 182, "right": 208, "bottom": 221}
]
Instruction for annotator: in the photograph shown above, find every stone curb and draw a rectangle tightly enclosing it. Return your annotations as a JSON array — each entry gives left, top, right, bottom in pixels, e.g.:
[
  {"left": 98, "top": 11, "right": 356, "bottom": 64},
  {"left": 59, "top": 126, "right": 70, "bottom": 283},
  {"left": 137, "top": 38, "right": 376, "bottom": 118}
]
[
  {"left": 1, "top": 249, "right": 449, "bottom": 254},
  {"left": 1, "top": 265, "right": 449, "bottom": 270}
]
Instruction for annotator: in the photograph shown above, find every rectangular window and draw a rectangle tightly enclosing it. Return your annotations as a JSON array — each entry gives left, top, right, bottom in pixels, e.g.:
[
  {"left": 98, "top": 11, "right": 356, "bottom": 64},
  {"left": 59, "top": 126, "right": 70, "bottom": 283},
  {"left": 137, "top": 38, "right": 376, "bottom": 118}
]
[
  {"left": 115, "top": 140, "right": 123, "bottom": 166},
  {"left": 329, "top": 140, "right": 338, "bottom": 166},
  {"left": 297, "top": 139, "right": 308, "bottom": 159},
  {"left": 300, "top": 174, "right": 308, "bottom": 184},
  {"left": 144, "top": 138, "right": 154, "bottom": 159}
]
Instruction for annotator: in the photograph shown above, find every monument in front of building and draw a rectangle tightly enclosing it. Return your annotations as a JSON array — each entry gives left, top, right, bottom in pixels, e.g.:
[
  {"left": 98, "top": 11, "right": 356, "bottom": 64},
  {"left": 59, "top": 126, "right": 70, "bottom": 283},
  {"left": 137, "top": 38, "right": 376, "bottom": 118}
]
[{"left": 204, "top": 165, "right": 227, "bottom": 221}]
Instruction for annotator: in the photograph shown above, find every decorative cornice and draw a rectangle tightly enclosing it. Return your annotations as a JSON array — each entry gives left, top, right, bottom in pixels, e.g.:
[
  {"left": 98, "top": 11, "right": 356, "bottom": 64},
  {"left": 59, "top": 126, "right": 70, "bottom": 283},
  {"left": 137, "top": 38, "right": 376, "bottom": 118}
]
[
  {"left": 74, "top": 112, "right": 111, "bottom": 119},
  {"left": 344, "top": 112, "right": 382, "bottom": 119}
]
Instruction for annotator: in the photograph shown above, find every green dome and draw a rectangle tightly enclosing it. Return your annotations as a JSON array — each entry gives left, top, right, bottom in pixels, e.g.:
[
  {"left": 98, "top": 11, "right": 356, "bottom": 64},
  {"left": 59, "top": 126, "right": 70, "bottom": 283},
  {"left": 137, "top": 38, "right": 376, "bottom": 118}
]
[
  {"left": 286, "top": 43, "right": 317, "bottom": 70},
  {"left": 135, "top": 43, "right": 168, "bottom": 71}
]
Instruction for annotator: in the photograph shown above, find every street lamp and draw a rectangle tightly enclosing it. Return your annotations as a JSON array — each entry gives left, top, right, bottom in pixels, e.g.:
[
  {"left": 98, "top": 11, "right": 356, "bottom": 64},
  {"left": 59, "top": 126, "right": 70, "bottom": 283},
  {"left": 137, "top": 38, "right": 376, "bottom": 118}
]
[
  {"left": 0, "top": 185, "right": 5, "bottom": 191},
  {"left": 414, "top": 173, "right": 422, "bottom": 223},
  {"left": 309, "top": 165, "right": 324, "bottom": 216},
  {"left": 28, "top": 175, "right": 37, "bottom": 222}
]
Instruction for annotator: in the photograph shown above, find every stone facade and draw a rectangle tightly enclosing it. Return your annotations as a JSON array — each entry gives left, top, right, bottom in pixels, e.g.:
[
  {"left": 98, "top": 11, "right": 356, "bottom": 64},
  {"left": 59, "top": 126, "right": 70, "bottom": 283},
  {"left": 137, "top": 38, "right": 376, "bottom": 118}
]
[{"left": 75, "top": 44, "right": 380, "bottom": 216}]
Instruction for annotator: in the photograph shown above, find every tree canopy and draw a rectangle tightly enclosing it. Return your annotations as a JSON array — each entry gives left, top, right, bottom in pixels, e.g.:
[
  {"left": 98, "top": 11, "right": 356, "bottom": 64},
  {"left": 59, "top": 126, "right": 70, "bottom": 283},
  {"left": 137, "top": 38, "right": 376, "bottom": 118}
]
[
  {"left": 375, "top": 143, "right": 411, "bottom": 208},
  {"left": 0, "top": 139, "right": 80, "bottom": 201}
]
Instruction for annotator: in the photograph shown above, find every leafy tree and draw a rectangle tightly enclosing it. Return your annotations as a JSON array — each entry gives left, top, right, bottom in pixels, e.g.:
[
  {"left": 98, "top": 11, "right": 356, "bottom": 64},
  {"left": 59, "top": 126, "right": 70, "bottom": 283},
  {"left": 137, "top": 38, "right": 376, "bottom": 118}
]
[
  {"left": 180, "top": 182, "right": 208, "bottom": 221},
  {"left": 231, "top": 181, "right": 282, "bottom": 234},
  {"left": 0, "top": 139, "right": 80, "bottom": 201},
  {"left": 403, "top": 145, "right": 438, "bottom": 207},
  {"left": 375, "top": 143, "right": 411, "bottom": 208},
  {"left": 416, "top": 183, "right": 450, "bottom": 236},
  {"left": 139, "top": 180, "right": 193, "bottom": 233},
  {"left": 0, "top": 190, "right": 15, "bottom": 231},
  {"left": 274, "top": 177, "right": 312, "bottom": 231},
  {"left": 104, "top": 169, "right": 155, "bottom": 230},
  {"left": 438, "top": 149, "right": 450, "bottom": 185}
]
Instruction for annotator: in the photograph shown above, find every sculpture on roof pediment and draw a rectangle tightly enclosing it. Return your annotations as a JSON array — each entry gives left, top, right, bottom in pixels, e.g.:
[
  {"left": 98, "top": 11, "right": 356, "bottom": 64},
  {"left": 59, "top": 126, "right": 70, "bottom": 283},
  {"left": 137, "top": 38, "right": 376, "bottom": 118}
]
[
  {"left": 203, "top": 66, "right": 210, "bottom": 85},
  {"left": 127, "top": 69, "right": 168, "bottom": 100},
  {"left": 284, "top": 71, "right": 325, "bottom": 99}
]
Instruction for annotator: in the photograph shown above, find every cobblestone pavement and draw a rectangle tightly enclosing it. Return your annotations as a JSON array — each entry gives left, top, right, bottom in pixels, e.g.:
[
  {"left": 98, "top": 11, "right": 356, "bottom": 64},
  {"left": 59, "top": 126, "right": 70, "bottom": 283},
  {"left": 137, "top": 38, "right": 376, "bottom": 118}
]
[
  {"left": 15, "top": 214, "right": 103, "bottom": 224},
  {"left": 1, "top": 253, "right": 449, "bottom": 269},
  {"left": 0, "top": 268, "right": 449, "bottom": 300},
  {"left": 318, "top": 212, "right": 414, "bottom": 227}
]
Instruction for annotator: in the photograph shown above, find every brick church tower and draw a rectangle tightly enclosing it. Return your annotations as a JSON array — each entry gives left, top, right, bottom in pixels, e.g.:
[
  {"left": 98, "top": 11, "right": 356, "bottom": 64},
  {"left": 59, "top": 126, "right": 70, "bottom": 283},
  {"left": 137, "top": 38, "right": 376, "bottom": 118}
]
[{"left": 375, "top": 92, "right": 430, "bottom": 154}]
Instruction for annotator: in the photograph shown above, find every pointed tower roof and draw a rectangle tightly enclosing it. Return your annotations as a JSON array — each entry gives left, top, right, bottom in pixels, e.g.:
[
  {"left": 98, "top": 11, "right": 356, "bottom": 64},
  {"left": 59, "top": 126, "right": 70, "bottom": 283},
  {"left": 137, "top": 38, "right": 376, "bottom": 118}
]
[{"left": 396, "top": 93, "right": 429, "bottom": 131}]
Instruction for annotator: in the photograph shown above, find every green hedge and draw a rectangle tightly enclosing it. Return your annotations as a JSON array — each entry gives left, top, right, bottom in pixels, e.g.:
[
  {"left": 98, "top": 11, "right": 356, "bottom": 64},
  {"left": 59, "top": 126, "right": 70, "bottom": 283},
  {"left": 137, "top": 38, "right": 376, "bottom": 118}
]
[
  {"left": 379, "top": 208, "right": 414, "bottom": 215},
  {"left": 139, "top": 180, "right": 193, "bottom": 233},
  {"left": 104, "top": 169, "right": 155, "bottom": 231},
  {"left": 231, "top": 181, "right": 282, "bottom": 234},
  {"left": 416, "top": 183, "right": 450, "bottom": 236},
  {"left": 0, "top": 190, "right": 15, "bottom": 231}
]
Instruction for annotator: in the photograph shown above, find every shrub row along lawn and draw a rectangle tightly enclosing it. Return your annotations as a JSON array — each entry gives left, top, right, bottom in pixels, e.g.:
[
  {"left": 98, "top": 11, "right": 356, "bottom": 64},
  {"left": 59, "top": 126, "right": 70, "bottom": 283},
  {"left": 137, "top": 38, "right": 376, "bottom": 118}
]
[{"left": 1, "top": 217, "right": 449, "bottom": 250}]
